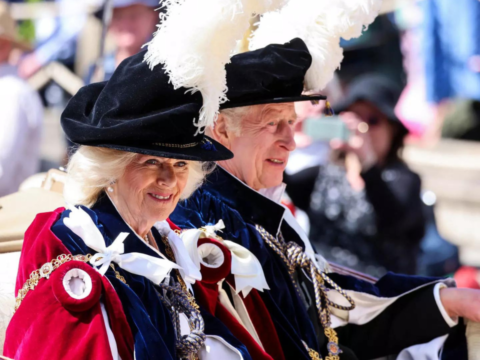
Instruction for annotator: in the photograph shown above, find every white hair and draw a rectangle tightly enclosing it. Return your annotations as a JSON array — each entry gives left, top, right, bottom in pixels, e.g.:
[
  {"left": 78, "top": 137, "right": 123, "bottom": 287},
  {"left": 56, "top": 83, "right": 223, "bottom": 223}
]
[
  {"left": 218, "top": 106, "right": 251, "bottom": 136},
  {"left": 64, "top": 146, "right": 212, "bottom": 207}
]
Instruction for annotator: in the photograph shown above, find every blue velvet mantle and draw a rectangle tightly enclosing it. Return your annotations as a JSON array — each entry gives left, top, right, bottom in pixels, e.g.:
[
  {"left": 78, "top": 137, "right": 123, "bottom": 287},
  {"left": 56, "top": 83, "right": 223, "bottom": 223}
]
[
  {"left": 51, "top": 195, "right": 252, "bottom": 360},
  {"left": 172, "top": 167, "right": 466, "bottom": 360}
]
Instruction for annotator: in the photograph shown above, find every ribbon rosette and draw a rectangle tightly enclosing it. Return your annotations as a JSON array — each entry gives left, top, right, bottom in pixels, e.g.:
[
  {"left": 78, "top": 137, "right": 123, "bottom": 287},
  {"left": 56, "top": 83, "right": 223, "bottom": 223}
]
[
  {"left": 154, "top": 221, "right": 202, "bottom": 290},
  {"left": 63, "top": 206, "right": 180, "bottom": 285},
  {"left": 180, "top": 220, "right": 270, "bottom": 297}
]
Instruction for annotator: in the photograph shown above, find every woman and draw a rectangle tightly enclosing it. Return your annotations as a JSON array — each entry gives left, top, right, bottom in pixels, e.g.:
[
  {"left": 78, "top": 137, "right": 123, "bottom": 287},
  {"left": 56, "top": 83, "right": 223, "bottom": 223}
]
[
  {"left": 3, "top": 50, "right": 257, "bottom": 360},
  {"left": 286, "top": 74, "right": 425, "bottom": 276}
]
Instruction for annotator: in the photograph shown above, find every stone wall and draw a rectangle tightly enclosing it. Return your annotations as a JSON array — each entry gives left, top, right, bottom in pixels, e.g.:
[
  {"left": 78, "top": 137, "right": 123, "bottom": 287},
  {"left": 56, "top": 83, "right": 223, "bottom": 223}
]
[{"left": 404, "top": 140, "right": 480, "bottom": 266}]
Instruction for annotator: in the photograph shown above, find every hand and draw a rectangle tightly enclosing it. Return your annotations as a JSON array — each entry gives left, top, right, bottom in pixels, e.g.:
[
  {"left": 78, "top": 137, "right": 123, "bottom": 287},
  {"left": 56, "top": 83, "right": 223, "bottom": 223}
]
[
  {"left": 330, "top": 112, "right": 378, "bottom": 171},
  {"left": 440, "top": 287, "right": 480, "bottom": 322}
]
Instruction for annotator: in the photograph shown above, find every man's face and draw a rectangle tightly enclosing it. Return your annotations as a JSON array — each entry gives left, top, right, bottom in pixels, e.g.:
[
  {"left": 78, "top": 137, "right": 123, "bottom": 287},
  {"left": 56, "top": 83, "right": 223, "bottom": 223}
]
[
  {"left": 220, "top": 103, "right": 297, "bottom": 190},
  {"left": 110, "top": 5, "right": 157, "bottom": 52}
]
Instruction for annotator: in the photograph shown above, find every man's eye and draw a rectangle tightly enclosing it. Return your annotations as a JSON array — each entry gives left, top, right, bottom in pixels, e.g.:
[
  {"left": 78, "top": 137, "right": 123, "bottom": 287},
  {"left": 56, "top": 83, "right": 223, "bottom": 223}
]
[
  {"left": 175, "top": 161, "right": 187, "bottom": 168},
  {"left": 288, "top": 120, "right": 296, "bottom": 125},
  {"left": 267, "top": 122, "right": 276, "bottom": 126},
  {"left": 145, "top": 159, "right": 158, "bottom": 165}
]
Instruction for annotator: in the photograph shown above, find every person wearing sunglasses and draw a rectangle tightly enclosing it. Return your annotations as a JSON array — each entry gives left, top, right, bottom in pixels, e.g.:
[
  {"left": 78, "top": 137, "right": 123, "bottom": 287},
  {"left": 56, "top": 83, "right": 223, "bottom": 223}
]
[{"left": 306, "top": 74, "right": 425, "bottom": 277}]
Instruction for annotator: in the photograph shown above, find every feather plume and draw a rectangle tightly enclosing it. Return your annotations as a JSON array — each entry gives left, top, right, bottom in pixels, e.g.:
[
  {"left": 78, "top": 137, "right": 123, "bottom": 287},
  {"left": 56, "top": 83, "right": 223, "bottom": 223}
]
[
  {"left": 145, "top": 0, "right": 287, "bottom": 134},
  {"left": 249, "top": 0, "right": 382, "bottom": 92}
]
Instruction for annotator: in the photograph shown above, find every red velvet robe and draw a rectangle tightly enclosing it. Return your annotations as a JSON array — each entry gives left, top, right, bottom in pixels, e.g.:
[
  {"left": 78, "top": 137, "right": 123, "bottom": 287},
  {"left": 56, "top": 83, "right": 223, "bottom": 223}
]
[{"left": 4, "top": 209, "right": 134, "bottom": 360}]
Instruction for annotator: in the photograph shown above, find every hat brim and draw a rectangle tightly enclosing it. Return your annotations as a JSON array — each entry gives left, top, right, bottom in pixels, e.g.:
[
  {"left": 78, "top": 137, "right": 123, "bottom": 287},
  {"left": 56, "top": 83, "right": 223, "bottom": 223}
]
[
  {"left": 334, "top": 95, "right": 409, "bottom": 134},
  {"left": 77, "top": 135, "right": 233, "bottom": 162},
  {"left": 221, "top": 94, "right": 327, "bottom": 109}
]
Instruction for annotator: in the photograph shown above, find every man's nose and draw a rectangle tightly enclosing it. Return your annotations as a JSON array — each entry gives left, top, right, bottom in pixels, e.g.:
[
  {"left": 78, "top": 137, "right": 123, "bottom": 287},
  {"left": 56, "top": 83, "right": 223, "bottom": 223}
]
[
  {"left": 278, "top": 122, "right": 297, "bottom": 152},
  {"left": 157, "top": 165, "right": 177, "bottom": 187}
]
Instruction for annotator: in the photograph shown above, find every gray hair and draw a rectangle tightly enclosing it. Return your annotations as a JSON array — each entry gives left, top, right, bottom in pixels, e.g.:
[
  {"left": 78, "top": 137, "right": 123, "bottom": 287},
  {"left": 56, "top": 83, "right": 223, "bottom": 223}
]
[
  {"left": 64, "top": 145, "right": 212, "bottom": 207},
  {"left": 219, "top": 106, "right": 251, "bottom": 136}
]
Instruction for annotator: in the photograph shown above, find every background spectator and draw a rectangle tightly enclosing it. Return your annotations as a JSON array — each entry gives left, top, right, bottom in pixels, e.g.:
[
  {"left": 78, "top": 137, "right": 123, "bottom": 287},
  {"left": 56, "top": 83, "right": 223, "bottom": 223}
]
[
  {"left": 85, "top": 0, "right": 158, "bottom": 84},
  {"left": 286, "top": 75, "right": 425, "bottom": 277},
  {"left": 0, "top": 1, "right": 43, "bottom": 196}
]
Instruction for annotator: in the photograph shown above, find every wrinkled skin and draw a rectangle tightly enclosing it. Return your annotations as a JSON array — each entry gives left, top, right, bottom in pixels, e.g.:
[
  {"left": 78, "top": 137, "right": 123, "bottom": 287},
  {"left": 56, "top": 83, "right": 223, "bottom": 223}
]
[
  {"left": 209, "top": 101, "right": 480, "bottom": 328},
  {"left": 109, "top": 155, "right": 190, "bottom": 237},
  {"left": 213, "top": 103, "right": 297, "bottom": 191}
]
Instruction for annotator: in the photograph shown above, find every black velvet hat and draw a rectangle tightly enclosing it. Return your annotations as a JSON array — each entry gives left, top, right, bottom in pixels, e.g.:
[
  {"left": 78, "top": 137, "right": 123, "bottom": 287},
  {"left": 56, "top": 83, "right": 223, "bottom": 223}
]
[
  {"left": 61, "top": 51, "right": 233, "bottom": 161},
  {"left": 62, "top": 38, "right": 324, "bottom": 161},
  {"left": 222, "top": 38, "right": 326, "bottom": 109}
]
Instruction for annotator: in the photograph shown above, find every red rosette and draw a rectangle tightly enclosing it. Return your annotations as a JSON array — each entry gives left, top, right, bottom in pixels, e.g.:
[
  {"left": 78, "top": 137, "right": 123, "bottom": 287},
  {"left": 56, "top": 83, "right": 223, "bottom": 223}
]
[
  {"left": 51, "top": 260, "right": 102, "bottom": 312},
  {"left": 198, "top": 237, "right": 232, "bottom": 284}
]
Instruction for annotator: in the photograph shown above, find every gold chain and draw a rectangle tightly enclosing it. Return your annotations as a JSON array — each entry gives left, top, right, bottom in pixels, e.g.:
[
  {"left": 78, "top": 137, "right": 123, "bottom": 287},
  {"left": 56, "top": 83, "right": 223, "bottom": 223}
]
[
  {"left": 161, "top": 235, "right": 200, "bottom": 310},
  {"left": 15, "top": 254, "right": 90, "bottom": 311},
  {"left": 15, "top": 253, "right": 128, "bottom": 312},
  {"left": 255, "top": 225, "right": 349, "bottom": 359},
  {"left": 308, "top": 348, "right": 322, "bottom": 360}
]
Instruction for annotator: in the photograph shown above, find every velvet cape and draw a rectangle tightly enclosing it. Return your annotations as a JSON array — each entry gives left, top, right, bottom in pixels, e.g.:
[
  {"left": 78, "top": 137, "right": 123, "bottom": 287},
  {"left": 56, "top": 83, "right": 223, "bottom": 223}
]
[
  {"left": 7, "top": 195, "right": 253, "bottom": 360},
  {"left": 171, "top": 167, "right": 466, "bottom": 360}
]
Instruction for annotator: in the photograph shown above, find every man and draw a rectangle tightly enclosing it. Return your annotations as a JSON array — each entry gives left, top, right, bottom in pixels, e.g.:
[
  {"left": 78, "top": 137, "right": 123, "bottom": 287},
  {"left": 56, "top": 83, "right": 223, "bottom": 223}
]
[
  {"left": 172, "top": 39, "right": 479, "bottom": 360},
  {"left": 85, "top": 0, "right": 158, "bottom": 84},
  {"left": 0, "top": 1, "right": 43, "bottom": 196}
]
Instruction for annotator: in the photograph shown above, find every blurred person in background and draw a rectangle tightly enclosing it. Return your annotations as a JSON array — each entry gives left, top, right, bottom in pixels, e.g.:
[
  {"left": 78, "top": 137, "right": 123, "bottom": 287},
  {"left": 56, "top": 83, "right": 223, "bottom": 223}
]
[
  {"left": 85, "top": 0, "right": 158, "bottom": 84},
  {"left": 0, "top": 1, "right": 43, "bottom": 197},
  {"left": 287, "top": 75, "right": 424, "bottom": 277},
  {"left": 16, "top": 0, "right": 89, "bottom": 79}
]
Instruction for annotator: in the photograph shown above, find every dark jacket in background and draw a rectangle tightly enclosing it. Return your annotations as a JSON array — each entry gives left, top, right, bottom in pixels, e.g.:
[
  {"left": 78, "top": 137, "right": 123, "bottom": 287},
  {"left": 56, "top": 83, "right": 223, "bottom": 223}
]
[{"left": 285, "top": 161, "right": 425, "bottom": 276}]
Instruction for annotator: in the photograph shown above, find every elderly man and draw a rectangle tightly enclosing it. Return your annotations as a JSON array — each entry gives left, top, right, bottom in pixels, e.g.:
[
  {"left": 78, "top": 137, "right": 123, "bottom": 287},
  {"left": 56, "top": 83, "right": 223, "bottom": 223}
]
[{"left": 172, "top": 39, "right": 478, "bottom": 360}]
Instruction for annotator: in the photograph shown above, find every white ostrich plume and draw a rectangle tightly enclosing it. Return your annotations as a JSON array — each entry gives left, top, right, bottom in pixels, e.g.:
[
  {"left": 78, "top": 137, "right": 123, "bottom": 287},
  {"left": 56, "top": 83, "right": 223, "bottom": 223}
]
[
  {"left": 250, "top": 0, "right": 383, "bottom": 93},
  {"left": 145, "top": 0, "right": 287, "bottom": 134}
]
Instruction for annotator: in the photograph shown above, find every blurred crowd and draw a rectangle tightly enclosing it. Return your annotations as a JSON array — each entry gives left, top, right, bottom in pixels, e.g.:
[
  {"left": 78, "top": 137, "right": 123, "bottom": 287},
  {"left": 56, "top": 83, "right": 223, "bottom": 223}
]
[{"left": 2, "top": 0, "right": 480, "bottom": 285}]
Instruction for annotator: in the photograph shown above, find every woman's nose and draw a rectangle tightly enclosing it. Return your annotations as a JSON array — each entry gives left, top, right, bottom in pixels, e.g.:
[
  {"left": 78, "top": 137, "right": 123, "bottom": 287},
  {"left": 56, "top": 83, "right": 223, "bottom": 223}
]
[{"left": 156, "top": 165, "right": 177, "bottom": 187}]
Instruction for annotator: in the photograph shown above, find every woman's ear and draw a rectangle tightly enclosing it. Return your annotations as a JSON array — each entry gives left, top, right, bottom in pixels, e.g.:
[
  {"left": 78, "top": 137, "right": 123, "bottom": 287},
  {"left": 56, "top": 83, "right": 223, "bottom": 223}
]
[{"left": 208, "top": 114, "right": 232, "bottom": 149}]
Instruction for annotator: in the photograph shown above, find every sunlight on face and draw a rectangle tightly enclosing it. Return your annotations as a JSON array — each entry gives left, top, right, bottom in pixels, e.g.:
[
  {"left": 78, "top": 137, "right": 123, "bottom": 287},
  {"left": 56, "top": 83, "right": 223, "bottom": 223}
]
[
  {"left": 225, "top": 103, "right": 297, "bottom": 190},
  {"left": 113, "top": 155, "right": 190, "bottom": 226}
]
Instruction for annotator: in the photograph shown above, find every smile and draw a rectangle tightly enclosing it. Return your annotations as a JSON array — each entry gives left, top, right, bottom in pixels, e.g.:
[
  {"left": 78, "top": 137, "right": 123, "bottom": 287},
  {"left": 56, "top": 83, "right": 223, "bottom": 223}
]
[
  {"left": 267, "top": 159, "right": 284, "bottom": 164},
  {"left": 148, "top": 193, "right": 172, "bottom": 201}
]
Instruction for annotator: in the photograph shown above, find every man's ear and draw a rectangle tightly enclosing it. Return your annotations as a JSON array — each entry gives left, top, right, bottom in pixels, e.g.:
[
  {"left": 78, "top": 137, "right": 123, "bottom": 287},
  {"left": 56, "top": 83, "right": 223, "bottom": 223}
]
[{"left": 208, "top": 114, "right": 232, "bottom": 149}]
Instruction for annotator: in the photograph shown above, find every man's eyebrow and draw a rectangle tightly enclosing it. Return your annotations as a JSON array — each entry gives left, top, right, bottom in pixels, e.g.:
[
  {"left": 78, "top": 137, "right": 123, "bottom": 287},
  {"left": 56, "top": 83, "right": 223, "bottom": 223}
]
[{"left": 260, "top": 107, "right": 297, "bottom": 121}]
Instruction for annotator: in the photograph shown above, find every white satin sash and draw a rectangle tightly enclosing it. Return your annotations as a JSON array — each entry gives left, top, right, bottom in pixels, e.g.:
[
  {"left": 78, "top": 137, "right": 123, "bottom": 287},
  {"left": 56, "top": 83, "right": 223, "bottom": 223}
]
[
  {"left": 180, "top": 220, "right": 269, "bottom": 297},
  {"left": 63, "top": 206, "right": 180, "bottom": 285}
]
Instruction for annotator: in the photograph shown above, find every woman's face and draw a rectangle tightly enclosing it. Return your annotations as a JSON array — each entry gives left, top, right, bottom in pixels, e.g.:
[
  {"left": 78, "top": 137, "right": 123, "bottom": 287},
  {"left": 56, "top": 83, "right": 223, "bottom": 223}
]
[
  {"left": 112, "top": 155, "right": 191, "bottom": 230},
  {"left": 348, "top": 101, "right": 395, "bottom": 163}
]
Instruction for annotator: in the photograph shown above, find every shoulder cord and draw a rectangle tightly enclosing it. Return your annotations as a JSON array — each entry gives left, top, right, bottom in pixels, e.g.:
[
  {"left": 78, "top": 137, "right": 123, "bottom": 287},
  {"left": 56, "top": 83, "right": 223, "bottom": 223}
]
[
  {"left": 156, "top": 282, "right": 206, "bottom": 360},
  {"left": 256, "top": 225, "right": 356, "bottom": 360},
  {"left": 160, "top": 235, "right": 205, "bottom": 360}
]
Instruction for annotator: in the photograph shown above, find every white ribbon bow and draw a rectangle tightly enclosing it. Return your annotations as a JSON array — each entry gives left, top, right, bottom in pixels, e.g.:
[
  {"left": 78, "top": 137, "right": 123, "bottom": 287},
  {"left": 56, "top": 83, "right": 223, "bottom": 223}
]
[
  {"left": 63, "top": 206, "right": 180, "bottom": 285},
  {"left": 154, "top": 221, "right": 202, "bottom": 290},
  {"left": 181, "top": 220, "right": 269, "bottom": 297}
]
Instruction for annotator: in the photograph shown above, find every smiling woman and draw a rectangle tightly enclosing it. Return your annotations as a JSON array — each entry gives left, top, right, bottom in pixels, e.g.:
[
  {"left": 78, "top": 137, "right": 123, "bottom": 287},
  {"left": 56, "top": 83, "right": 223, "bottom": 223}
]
[
  {"left": 64, "top": 146, "right": 210, "bottom": 210},
  {"left": 64, "top": 146, "right": 211, "bottom": 240},
  {"left": 3, "top": 49, "right": 247, "bottom": 360}
]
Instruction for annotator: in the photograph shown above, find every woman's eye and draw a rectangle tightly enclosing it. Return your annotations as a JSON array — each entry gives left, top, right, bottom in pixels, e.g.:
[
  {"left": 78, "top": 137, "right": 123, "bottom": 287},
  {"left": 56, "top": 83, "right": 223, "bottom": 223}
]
[
  {"left": 175, "top": 161, "right": 187, "bottom": 168},
  {"left": 145, "top": 159, "right": 158, "bottom": 165}
]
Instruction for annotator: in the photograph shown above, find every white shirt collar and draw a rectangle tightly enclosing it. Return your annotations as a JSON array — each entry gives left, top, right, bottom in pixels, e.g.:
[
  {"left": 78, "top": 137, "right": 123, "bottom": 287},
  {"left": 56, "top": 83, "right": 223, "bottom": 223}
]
[
  {"left": 218, "top": 165, "right": 286, "bottom": 204},
  {"left": 258, "top": 183, "right": 287, "bottom": 204}
]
